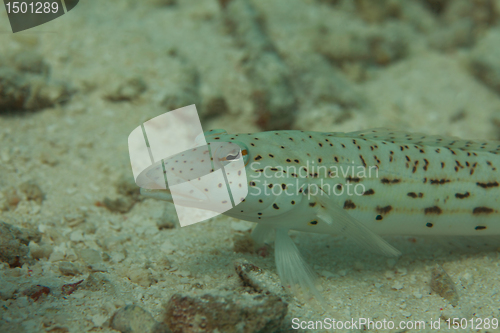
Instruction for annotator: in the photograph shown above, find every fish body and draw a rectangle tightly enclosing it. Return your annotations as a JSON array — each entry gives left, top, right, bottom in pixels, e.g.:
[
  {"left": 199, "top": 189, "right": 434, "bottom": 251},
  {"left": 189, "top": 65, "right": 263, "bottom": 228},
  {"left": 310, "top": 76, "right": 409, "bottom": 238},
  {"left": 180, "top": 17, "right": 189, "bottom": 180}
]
[
  {"left": 207, "top": 129, "right": 500, "bottom": 236},
  {"left": 142, "top": 128, "right": 500, "bottom": 304}
]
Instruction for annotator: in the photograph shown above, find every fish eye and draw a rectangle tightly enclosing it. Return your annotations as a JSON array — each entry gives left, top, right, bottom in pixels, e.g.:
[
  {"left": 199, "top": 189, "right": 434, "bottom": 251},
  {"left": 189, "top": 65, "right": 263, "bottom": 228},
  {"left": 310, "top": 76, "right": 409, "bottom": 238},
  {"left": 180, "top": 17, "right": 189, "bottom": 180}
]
[
  {"left": 211, "top": 141, "right": 249, "bottom": 167},
  {"left": 226, "top": 151, "right": 241, "bottom": 161}
]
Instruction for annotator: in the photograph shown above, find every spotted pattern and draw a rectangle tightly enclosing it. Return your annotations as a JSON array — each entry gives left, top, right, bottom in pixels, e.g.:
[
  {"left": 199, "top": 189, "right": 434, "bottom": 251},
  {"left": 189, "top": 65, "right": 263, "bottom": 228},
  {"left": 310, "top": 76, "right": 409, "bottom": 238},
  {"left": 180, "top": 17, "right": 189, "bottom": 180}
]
[{"left": 194, "top": 128, "right": 500, "bottom": 236}]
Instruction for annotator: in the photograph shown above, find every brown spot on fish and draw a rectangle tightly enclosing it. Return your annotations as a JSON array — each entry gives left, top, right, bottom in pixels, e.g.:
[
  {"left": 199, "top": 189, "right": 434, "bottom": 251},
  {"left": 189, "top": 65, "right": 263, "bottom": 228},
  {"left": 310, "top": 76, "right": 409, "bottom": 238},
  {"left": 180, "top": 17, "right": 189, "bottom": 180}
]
[
  {"left": 359, "top": 155, "right": 366, "bottom": 167},
  {"left": 346, "top": 176, "right": 361, "bottom": 183},
  {"left": 273, "top": 203, "right": 280, "bottom": 210},
  {"left": 376, "top": 205, "right": 392, "bottom": 215},
  {"left": 472, "top": 207, "right": 494, "bottom": 214},
  {"left": 430, "top": 179, "right": 451, "bottom": 185},
  {"left": 426, "top": 222, "right": 433, "bottom": 228},
  {"left": 455, "top": 192, "right": 470, "bottom": 199},
  {"left": 309, "top": 202, "right": 316, "bottom": 207},
  {"left": 407, "top": 192, "right": 423, "bottom": 198},
  {"left": 375, "top": 215, "right": 383, "bottom": 220},
  {"left": 363, "top": 189, "right": 375, "bottom": 196},
  {"left": 343, "top": 200, "right": 356, "bottom": 209},
  {"left": 475, "top": 226, "right": 487, "bottom": 230},
  {"left": 423, "top": 159, "right": 429, "bottom": 171},
  {"left": 412, "top": 160, "right": 419, "bottom": 173},
  {"left": 381, "top": 178, "right": 401, "bottom": 184},
  {"left": 254, "top": 155, "right": 262, "bottom": 161},
  {"left": 476, "top": 181, "right": 499, "bottom": 188},
  {"left": 425, "top": 206, "right": 442, "bottom": 215}
]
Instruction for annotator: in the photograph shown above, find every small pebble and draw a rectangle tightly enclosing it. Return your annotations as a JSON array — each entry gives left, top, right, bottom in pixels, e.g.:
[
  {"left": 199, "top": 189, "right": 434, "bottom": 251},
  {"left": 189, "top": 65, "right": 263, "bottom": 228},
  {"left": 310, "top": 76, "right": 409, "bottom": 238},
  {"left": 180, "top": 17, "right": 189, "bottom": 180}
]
[
  {"left": 110, "top": 305, "right": 170, "bottom": 333},
  {"left": 391, "top": 280, "right": 404, "bottom": 290},
  {"left": 28, "top": 241, "right": 53, "bottom": 260},
  {"left": 19, "top": 181, "right": 44, "bottom": 204},
  {"left": 78, "top": 248, "right": 106, "bottom": 271},
  {"left": 0, "top": 221, "right": 41, "bottom": 267},
  {"left": 128, "top": 268, "right": 154, "bottom": 287},
  {"left": 58, "top": 261, "right": 82, "bottom": 276}
]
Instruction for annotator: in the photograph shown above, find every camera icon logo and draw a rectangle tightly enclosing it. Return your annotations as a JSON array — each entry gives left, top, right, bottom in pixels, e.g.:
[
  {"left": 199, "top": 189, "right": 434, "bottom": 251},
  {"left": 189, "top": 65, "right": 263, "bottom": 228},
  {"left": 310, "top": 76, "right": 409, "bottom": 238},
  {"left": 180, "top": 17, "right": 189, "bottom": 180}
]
[{"left": 3, "top": 0, "right": 79, "bottom": 33}]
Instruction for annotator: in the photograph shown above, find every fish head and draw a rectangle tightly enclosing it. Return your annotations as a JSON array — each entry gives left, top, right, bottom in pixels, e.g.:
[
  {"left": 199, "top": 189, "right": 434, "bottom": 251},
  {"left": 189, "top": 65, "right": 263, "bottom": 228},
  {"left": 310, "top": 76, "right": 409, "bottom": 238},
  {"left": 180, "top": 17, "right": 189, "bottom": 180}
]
[{"left": 140, "top": 129, "right": 249, "bottom": 211}]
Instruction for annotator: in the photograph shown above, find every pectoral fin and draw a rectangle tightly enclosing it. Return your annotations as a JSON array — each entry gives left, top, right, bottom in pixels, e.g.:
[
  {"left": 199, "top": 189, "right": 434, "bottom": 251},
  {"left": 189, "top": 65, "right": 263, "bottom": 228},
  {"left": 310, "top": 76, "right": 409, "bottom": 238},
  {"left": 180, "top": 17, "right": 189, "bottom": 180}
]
[
  {"left": 274, "top": 228, "right": 326, "bottom": 306},
  {"left": 314, "top": 191, "right": 401, "bottom": 257}
]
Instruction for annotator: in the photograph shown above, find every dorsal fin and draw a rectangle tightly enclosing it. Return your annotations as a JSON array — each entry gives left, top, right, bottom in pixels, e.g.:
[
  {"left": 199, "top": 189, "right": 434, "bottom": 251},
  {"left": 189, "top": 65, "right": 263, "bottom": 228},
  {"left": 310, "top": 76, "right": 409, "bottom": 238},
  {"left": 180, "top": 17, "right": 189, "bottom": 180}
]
[{"left": 326, "top": 128, "right": 500, "bottom": 154}]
